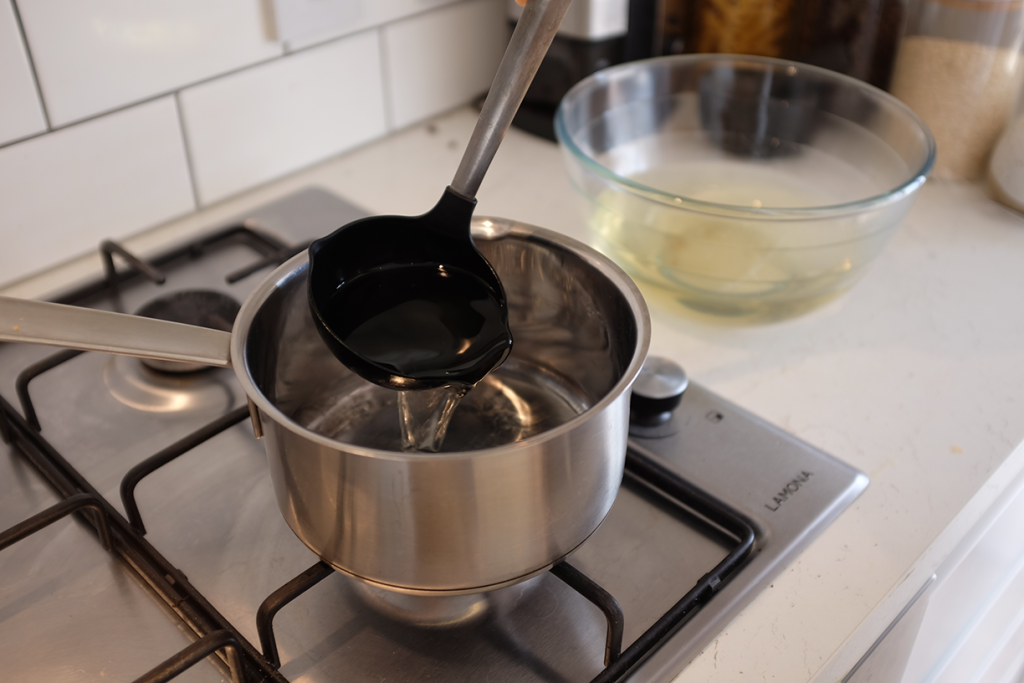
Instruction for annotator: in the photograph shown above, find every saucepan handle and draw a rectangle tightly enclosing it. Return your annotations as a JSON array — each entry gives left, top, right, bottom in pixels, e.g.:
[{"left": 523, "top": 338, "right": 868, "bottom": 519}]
[{"left": 0, "top": 296, "right": 232, "bottom": 368}]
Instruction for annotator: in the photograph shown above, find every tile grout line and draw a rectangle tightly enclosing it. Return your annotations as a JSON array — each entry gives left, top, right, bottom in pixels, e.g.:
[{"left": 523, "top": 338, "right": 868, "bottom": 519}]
[
  {"left": 1, "top": 50, "right": 294, "bottom": 141},
  {"left": 0, "top": 19, "right": 389, "bottom": 149},
  {"left": 377, "top": 26, "right": 396, "bottom": 133},
  {"left": 173, "top": 92, "right": 203, "bottom": 209},
  {"left": 0, "top": 2, "right": 472, "bottom": 153},
  {"left": 283, "top": 0, "right": 479, "bottom": 53},
  {"left": 9, "top": 0, "right": 52, "bottom": 131}
]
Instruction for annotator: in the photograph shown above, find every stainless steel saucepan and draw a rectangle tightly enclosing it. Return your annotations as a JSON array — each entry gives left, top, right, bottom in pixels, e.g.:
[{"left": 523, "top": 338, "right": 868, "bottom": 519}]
[{"left": 0, "top": 217, "right": 650, "bottom": 595}]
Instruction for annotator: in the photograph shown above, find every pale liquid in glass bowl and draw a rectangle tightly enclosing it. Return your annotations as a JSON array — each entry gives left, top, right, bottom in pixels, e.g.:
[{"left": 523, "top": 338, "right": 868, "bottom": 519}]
[{"left": 585, "top": 145, "right": 898, "bottom": 321}]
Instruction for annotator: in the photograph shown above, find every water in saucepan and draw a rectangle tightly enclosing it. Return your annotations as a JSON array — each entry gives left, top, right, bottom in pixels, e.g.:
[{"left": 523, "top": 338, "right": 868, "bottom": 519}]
[{"left": 320, "top": 262, "right": 512, "bottom": 452}]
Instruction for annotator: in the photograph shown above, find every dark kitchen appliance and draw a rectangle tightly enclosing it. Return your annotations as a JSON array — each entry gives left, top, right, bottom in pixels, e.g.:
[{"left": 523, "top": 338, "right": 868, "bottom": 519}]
[
  {"left": 509, "top": 0, "right": 659, "bottom": 140},
  {"left": 509, "top": 0, "right": 905, "bottom": 145},
  {"left": 0, "top": 188, "right": 867, "bottom": 683}
]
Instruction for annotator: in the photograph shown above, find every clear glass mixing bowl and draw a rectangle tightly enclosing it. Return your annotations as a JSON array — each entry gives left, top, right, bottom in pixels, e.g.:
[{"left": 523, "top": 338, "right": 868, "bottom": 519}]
[{"left": 555, "top": 54, "right": 935, "bottom": 322}]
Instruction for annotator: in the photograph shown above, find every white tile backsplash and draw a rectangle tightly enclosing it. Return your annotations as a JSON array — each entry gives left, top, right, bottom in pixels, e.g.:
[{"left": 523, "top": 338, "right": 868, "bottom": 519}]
[
  {"left": 180, "top": 31, "right": 387, "bottom": 205},
  {"left": 384, "top": 0, "right": 507, "bottom": 129},
  {"left": 0, "top": 0, "right": 506, "bottom": 286},
  {"left": 0, "top": 0, "right": 46, "bottom": 144},
  {"left": 273, "top": 0, "right": 461, "bottom": 51},
  {"left": 0, "top": 97, "right": 194, "bottom": 284},
  {"left": 18, "top": 0, "right": 283, "bottom": 127}
]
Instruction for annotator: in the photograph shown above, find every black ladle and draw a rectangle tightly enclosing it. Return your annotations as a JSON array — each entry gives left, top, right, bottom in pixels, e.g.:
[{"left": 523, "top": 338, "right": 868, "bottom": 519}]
[{"left": 308, "top": 0, "right": 572, "bottom": 391}]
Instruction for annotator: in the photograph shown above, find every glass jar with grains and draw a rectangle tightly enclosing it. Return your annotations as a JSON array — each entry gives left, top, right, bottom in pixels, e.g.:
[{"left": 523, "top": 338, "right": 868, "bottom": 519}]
[{"left": 890, "top": 0, "right": 1024, "bottom": 180}]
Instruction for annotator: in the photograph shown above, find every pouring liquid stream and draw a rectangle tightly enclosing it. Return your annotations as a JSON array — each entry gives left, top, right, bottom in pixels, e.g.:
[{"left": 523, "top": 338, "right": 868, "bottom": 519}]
[
  {"left": 397, "top": 385, "right": 469, "bottom": 451},
  {"left": 319, "top": 262, "right": 512, "bottom": 452}
]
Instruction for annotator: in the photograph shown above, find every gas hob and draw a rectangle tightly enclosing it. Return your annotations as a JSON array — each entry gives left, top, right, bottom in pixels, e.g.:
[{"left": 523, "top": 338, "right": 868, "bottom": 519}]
[{"left": 0, "top": 188, "right": 867, "bottom": 683}]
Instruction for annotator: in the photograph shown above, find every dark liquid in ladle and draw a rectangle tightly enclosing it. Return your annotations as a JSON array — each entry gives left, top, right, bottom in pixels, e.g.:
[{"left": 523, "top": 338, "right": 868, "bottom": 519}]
[{"left": 321, "top": 262, "right": 512, "bottom": 451}]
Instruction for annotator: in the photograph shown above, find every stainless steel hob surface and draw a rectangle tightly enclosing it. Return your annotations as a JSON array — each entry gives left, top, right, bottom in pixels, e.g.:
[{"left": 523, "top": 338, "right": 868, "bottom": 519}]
[{"left": 0, "top": 188, "right": 867, "bottom": 683}]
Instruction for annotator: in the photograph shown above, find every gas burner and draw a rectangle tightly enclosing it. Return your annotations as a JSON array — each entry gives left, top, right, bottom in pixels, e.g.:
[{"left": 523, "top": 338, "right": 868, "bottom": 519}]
[
  {"left": 102, "top": 353, "right": 237, "bottom": 414},
  {"left": 134, "top": 290, "right": 240, "bottom": 373}
]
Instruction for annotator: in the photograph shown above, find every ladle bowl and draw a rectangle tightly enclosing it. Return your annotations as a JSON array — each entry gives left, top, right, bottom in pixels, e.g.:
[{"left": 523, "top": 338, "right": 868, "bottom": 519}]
[{"left": 307, "top": 189, "right": 510, "bottom": 390}]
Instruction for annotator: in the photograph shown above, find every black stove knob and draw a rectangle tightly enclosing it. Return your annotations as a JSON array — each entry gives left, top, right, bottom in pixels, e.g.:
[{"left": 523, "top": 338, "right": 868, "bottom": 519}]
[{"left": 630, "top": 357, "right": 688, "bottom": 426}]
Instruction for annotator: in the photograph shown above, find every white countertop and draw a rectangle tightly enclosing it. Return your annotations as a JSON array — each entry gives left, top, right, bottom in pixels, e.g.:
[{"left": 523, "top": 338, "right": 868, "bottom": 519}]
[{"left": 7, "top": 106, "right": 1024, "bottom": 682}]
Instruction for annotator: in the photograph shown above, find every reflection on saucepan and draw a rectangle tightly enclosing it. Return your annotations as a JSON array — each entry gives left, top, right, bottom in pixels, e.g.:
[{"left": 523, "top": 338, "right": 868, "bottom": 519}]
[
  {"left": 350, "top": 581, "right": 492, "bottom": 628},
  {"left": 349, "top": 573, "right": 547, "bottom": 629}
]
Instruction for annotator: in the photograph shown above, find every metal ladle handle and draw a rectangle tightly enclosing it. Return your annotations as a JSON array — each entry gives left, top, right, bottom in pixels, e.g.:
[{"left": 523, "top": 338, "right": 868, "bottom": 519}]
[
  {"left": 449, "top": 0, "right": 572, "bottom": 199},
  {"left": 0, "top": 296, "right": 232, "bottom": 367}
]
